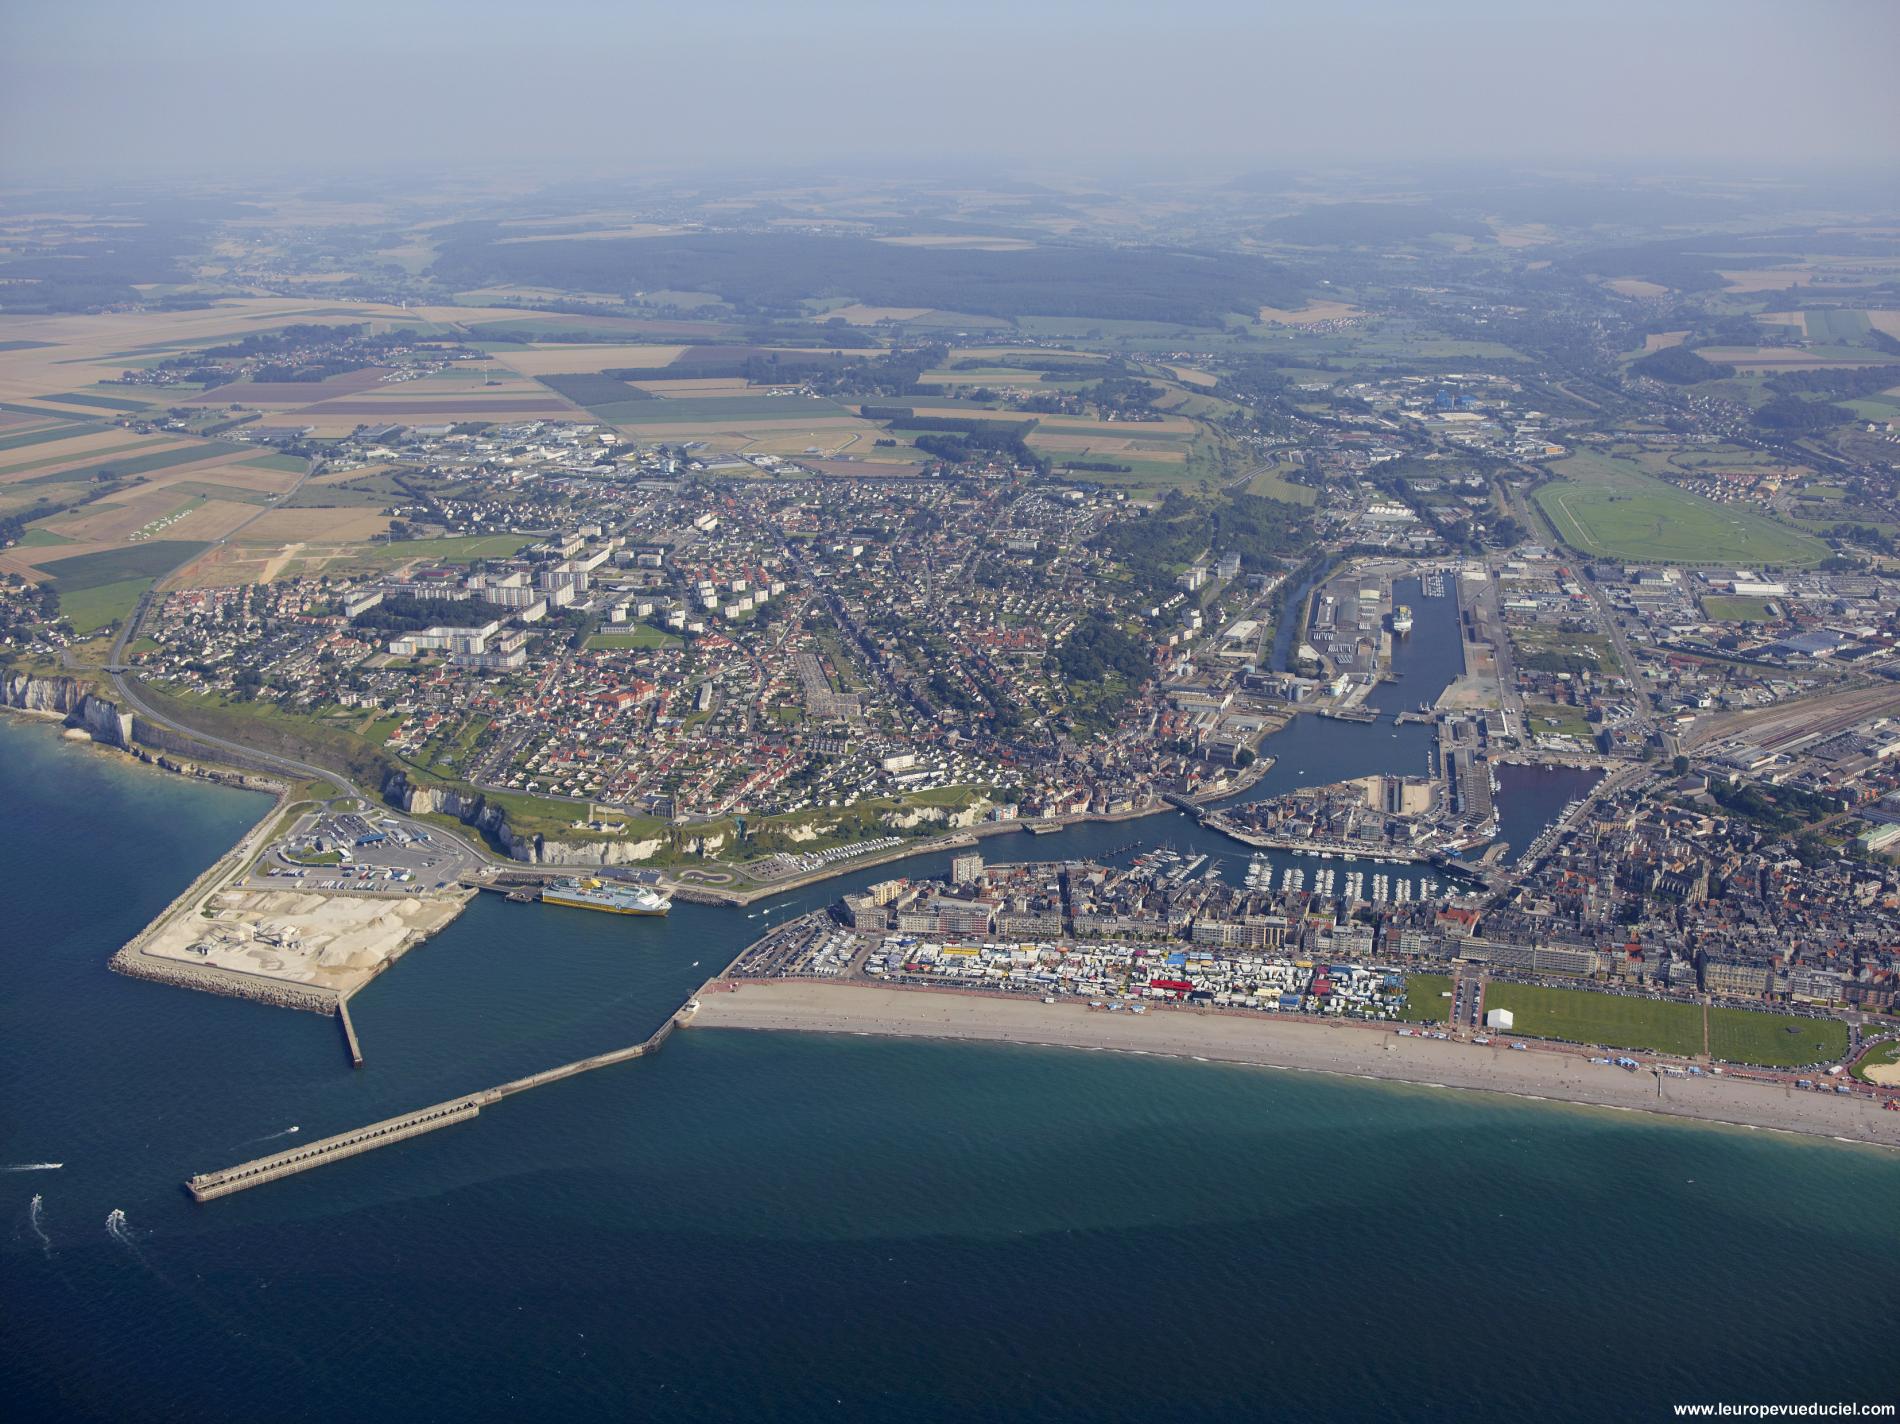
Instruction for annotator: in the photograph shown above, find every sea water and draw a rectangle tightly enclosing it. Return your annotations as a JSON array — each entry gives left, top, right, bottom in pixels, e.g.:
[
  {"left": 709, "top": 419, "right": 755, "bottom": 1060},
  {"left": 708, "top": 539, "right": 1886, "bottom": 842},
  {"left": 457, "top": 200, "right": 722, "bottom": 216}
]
[{"left": 3, "top": 715, "right": 1895, "bottom": 1422}]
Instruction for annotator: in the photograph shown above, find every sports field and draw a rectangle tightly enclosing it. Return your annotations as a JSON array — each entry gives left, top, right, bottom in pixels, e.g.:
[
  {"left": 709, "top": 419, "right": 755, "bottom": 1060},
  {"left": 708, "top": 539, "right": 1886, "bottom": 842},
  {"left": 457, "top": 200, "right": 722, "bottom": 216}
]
[
  {"left": 586, "top": 627, "right": 680, "bottom": 650},
  {"left": 1478, "top": 983, "right": 1705, "bottom": 1056},
  {"left": 1700, "top": 596, "right": 1777, "bottom": 622},
  {"left": 1534, "top": 454, "right": 1826, "bottom": 566}
]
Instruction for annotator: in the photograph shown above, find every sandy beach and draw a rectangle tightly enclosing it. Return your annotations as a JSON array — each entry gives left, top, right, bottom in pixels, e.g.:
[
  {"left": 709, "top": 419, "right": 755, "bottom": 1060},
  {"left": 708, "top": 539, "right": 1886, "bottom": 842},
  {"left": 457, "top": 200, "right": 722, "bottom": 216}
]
[{"left": 691, "top": 981, "right": 1900, "bottom": 1150}]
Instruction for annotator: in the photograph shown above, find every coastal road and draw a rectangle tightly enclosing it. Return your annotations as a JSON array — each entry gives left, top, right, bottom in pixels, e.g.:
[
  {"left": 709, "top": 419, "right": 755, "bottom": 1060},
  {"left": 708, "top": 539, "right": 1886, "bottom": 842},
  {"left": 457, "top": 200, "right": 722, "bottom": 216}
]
[{"left": 86, "top": 461, "right": 512, "bottom": 871}]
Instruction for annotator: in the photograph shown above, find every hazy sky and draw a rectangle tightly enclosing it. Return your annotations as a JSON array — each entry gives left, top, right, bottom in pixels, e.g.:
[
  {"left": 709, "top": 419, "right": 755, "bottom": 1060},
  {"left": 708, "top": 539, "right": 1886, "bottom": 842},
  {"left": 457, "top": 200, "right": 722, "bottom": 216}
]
[{"left": 3, "top": 0, "right": 1896, "bottom": 178}]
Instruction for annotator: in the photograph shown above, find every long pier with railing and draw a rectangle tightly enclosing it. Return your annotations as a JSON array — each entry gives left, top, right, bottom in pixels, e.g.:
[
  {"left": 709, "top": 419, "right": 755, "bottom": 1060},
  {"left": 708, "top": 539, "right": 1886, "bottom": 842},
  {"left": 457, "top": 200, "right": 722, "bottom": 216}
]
[{"left": 185, "top": 1005, "right": 694, "bottom": 1202}]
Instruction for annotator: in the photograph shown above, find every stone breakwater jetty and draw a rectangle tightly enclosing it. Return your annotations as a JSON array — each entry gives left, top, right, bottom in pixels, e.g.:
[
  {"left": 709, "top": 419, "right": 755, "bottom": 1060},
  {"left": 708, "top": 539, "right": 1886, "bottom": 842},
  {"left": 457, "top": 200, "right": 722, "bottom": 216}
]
[{"left": 185, "top": 1007, "right": 693, "bottom": 1202}]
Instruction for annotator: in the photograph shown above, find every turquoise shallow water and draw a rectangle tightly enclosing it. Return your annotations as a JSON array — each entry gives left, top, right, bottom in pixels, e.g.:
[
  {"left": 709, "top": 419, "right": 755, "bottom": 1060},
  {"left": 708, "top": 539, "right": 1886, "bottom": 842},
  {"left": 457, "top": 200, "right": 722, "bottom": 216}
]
[{"left": 2, "top": 715, "right": 1897, "bottom": 1422}]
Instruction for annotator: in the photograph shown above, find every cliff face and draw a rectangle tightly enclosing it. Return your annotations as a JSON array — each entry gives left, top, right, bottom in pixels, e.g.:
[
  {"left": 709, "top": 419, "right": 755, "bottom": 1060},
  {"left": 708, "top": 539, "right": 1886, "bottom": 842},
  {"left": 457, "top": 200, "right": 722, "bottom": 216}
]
[
  {"left": 383, "top": 772, "right": 667, "bottom": 865},
  {"left": 531, "top": 836, "right": 666, "bottom": 866},
  {"left": 385, "top": 773, "right": 531, "bottom": 860},
  {"left": 4, "top": 677, "right": 288, "bottom": 791},
  {"left": 3, "top": 674, "right": 131, "bottom": 748}
]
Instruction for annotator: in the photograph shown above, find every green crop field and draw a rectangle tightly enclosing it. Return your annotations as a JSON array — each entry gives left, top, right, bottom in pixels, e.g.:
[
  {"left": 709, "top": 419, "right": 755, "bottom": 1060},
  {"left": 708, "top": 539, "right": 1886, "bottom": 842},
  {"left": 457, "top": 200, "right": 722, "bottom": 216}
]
[
  {"left": 622, "top": 395, "right": 849, "bottom": 423},
  {"left": 18, "top": 440, "right": 245, "bottom": 488},
  {"left": 0, "top": 422, "right": 99, "bottom": 453},
  {"left": 1399, "top": 973, "right": 1454, "bottom": 1023},
  {"left": 168, "top": 480, "right": 279, "bottom": 505},
  {"left": 58, "top": 576, "right": 153, "bottom": 635},
  {"left": 16, "top": 525, "right": 74, "bottom": 546},
  {"left": 1479, "top": 983, "right": 1705, "bottom": 1056},
  {"left": 1534, "top": 453, "right": 1826, "bottom": 567},
  {"left": 1844, "top": 395, "right": 1900, "bottom": 422},
  {"left": 242, "top": 453, "right": 309, "bottom": 473},
  {"left": 586, "top": 627, "right": 680, "bottom": 650},
  {"left": 535, "top": 372, "right": 658, "bottom": 422},
  {"left": 1803, "top": 310, "right": 1871, "bottom": 344},
  {"left": 1706, "top": 1008, "right": 1846, "bottom": 1068},
  {"left": 40, "top": 540, "right": 208, "bottom": 590},
  {"left": 45, "top": 390, "right": 156, "bottom": 412}
]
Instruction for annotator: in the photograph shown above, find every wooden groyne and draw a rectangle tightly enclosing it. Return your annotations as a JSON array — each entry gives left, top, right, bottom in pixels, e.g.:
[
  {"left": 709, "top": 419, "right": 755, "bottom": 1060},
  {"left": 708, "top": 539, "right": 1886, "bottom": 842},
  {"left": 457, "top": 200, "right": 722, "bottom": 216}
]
[{"left": 184, "top": 1004, "right": 695, "bottom": 1202}]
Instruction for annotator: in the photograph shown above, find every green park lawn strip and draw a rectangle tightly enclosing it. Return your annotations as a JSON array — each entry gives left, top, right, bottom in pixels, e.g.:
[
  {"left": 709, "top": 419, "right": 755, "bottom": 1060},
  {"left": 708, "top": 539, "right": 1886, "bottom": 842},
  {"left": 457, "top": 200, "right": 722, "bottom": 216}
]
[
  {"left": 1478, "top": 982, "right": 1705, "bottom": 1056},
  {"left": 1399, "top": 973, "right": 1454, "bottom": 1023},
  {"left": 1706, "top": 1007, "right": 1847, "bottom": 1068}
]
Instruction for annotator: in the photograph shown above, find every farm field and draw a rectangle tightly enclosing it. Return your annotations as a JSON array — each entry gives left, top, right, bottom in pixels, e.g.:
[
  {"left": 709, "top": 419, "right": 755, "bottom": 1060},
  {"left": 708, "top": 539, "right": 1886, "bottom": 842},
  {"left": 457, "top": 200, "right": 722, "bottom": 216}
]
[
  {"left": 1696, "top": 345, "right": 1887, "bottom": 370},
  {"left": 36, "top": 540, "right": 209, "bottom": 591},
  {"left": 619, "top": 395, "right": 846, "bottom": 422},
  {"left": 491, "top": 343, "right": 686, "bottom": 375},
  {"left": 1478, "top": 983, "right": 1705, "bottom": 1057},
  {"left": 533, "top": 372, "right": 657, "bottom": 422},
  {"left": 1706, "top": 1008, "right": 1846, "bottom": 1068},
  {"left": 58, "top": 576, "right": 154, "bottom": 635},
  {"left": 1803, "top": 309, "right": 1872, "bottom": 343},
  {"left": 1256, "top": 300, "right": 1360, "bottom": 324},
  {"left": 235, "top": 507, "right": 395, "bottom": 542},
  {"left": 1534, "top": 453, "right": 1826, "bottom": 566},
  {"left": 0, "top": 419, "right": 105, "bottom": 453},
  {"left": 1843, "top": 395, "right": 1900, "bottom": 421}
]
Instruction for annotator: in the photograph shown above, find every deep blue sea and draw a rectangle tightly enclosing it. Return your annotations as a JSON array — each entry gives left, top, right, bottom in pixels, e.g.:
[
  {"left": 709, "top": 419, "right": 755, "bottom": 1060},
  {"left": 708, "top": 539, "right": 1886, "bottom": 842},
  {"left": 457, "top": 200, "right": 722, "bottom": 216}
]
[{"left": 4, "top": 707, "right": 1897, "bottom": 1423}]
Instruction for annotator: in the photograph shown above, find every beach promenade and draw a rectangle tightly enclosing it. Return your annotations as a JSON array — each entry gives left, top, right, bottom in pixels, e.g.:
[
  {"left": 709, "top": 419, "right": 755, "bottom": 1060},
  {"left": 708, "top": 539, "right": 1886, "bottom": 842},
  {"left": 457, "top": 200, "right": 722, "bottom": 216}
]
[{"left": 690, "top": 981, "right": 1900, "bottom": 1150}]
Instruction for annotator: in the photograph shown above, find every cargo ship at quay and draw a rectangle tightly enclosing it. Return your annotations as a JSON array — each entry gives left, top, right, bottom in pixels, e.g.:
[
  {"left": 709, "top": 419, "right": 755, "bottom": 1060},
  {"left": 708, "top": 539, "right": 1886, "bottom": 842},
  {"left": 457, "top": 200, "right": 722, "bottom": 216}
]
[{"left": 540, "top": 877, "right": 672, "bottom": 916}]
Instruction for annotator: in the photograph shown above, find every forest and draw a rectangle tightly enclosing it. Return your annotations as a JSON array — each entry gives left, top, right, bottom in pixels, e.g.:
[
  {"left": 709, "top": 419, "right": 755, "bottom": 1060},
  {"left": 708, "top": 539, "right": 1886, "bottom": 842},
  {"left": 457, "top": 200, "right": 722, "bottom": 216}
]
[{"left": 429, "top": 232, "right": 1305, "bottom": 325}]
